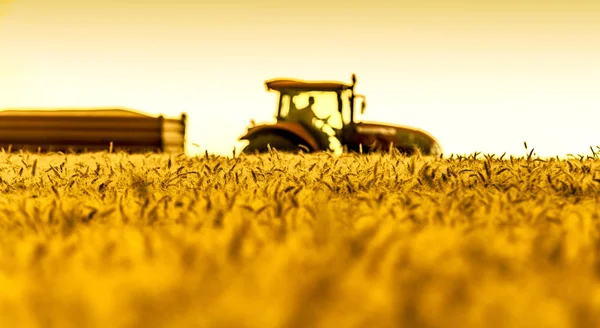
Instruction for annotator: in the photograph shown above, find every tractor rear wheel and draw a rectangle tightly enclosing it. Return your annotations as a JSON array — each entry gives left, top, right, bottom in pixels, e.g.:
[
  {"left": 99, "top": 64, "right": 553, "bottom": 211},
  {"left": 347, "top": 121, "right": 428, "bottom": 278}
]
[{"left": 242, "top": 133, "right": 308, "bottom": 154}]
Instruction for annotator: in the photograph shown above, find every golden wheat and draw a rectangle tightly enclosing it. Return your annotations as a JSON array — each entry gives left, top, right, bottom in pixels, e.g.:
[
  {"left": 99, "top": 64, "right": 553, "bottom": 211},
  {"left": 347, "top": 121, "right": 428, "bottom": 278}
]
[{"left": 0, "top": 149, "right": 599, "bottom": 327}]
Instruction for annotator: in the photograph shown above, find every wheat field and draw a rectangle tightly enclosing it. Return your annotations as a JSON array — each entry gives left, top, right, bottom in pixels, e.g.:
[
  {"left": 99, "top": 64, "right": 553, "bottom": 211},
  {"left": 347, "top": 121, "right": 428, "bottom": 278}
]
[{"left": 1, "top": 148, "right": 600, "bottom": 328}]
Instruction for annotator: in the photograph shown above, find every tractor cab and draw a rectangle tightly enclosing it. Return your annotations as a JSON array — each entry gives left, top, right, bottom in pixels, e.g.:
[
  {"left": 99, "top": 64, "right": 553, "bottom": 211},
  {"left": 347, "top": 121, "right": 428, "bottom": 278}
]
[{"left": 269, "top": 77, "right": 364, "bottom": 152}]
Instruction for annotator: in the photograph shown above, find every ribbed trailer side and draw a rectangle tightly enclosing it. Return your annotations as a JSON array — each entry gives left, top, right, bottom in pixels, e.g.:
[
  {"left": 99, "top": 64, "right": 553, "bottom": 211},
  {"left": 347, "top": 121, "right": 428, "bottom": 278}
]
[
  {"left": 161, "top": 113, "right": 187, "bottom": 153},
  {"left": 0, "top": 109, "right": 187, "bottom": 154}
]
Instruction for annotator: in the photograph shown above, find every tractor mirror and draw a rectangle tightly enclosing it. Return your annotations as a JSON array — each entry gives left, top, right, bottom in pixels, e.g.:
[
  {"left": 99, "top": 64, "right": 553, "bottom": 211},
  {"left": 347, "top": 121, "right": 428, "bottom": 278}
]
[{"left": 361, "top": 101, "right": 366, "bottom": 114}]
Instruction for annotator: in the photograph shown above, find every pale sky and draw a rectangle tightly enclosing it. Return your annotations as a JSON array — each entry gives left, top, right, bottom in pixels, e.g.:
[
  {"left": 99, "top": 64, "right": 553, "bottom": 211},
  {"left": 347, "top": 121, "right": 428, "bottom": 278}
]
[{"left": 1, "top": 0, "right": 599, "bottom": 157}]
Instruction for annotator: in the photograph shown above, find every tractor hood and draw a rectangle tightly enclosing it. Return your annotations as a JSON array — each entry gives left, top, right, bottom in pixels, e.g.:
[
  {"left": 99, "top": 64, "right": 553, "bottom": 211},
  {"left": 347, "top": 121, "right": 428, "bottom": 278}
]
[{"left": 353, "top": 122, "right": 443, "bottom": 156}]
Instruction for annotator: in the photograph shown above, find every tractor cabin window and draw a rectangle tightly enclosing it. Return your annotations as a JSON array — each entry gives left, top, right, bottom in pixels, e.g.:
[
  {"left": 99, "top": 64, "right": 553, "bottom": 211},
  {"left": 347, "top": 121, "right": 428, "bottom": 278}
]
[
  {"left": 279, "top": 94, "right": 291, "bottom": 117},
  {"left": 341, "top": 90, "right": 353, "bottom": 125},
  {"left": 280, "top": 91, "right": 343, "bottom": 131}
]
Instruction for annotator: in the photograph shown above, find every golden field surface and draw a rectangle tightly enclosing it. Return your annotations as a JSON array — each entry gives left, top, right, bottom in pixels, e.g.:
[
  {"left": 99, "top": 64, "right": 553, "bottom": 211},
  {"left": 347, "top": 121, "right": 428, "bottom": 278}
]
[{"left": 1, "top": 148, "right": 600, "bottom": 328}]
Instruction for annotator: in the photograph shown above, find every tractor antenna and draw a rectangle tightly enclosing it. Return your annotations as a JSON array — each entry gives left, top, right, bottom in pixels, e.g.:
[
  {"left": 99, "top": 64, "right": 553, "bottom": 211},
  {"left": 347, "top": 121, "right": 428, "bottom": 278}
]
[{"left": 351, "top": 73, "right": 357, "bottom": 86}]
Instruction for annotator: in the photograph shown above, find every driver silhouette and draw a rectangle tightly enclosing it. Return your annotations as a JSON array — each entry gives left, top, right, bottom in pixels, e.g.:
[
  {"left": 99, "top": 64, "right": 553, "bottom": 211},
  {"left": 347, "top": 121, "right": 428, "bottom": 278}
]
[{"left": 288, "top": 96, "right": 317, "bottom": 128}]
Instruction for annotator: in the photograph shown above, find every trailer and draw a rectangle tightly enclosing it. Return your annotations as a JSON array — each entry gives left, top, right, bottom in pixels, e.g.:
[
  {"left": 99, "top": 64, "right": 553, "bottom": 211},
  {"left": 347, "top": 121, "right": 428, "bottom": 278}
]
[{"left": 0, "top": 108, "right": 187, "bottom": 154}]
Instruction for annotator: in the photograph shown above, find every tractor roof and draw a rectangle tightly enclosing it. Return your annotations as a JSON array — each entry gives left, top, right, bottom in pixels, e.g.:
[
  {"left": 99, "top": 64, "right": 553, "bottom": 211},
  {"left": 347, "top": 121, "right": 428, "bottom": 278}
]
[{"left": 265, "top": 78, "right": 352, "bottom": 92}]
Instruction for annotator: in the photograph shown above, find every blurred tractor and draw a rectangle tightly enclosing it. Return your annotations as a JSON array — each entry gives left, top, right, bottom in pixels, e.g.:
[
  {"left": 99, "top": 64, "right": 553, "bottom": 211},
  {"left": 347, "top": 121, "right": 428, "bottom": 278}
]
[{"left": 239, "top": 74, "right": 442, "bottom": 156}]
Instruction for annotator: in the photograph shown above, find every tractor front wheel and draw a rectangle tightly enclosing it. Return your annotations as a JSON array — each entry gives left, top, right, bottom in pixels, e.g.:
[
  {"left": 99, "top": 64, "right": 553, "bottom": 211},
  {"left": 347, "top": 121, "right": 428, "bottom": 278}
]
[{"left": 242, "top": 133, "right": 308, "bottom": 154}]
